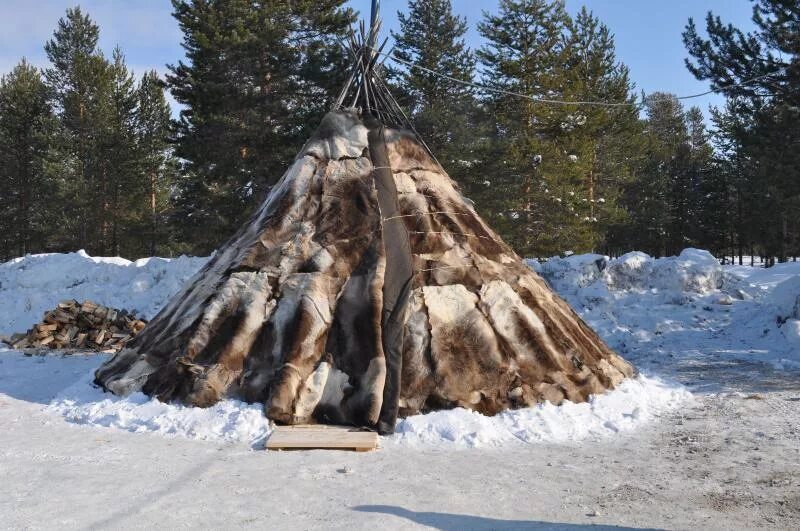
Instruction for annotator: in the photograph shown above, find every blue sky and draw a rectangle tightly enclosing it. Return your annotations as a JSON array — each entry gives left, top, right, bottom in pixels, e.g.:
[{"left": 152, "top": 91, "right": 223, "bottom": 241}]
[{"left": 0, "top": 0, "right": 756, "bottom": 116}]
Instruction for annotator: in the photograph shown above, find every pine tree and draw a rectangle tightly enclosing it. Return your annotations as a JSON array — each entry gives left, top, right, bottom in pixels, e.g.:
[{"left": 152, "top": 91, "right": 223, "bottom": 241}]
[
  {"left": 101, "top": 47, "right": 139, "bottom": 256},
  {"left": 0, "top": 60, "right": 57, "bottom": 259},
  {"left": 43, "top": 7, "right": 111, "bottom": 253},
  {"left": 619, "top": 97, "right": 716, "bottom": 257},
  {"left": 624, "top": 93, "right": 688, "bottom": 256},
  {"left": 135, "top": 70, "right": 175, "bottom": 257},
  {"left": 683, "top": 0, "right": 798, "bottom": 106},
  {"left": 0, "top": 6, "right": 212, "bottom": 259},
  {"left": 559, "top": 7, "right": 642, "bottom": 254},
  {"left": 477, "top": 0, "right": 571, "bottom": 256},
  {"left": 708, "top": 99, "right": 758, "bottom": 263},
  {"left": 749, "top": 101, "right": 800, "bottom": 262},
  {"left": 683, "top": 0, "right": 800, "bottom": 262},
  {"left": 388, "top": 0, "right": 477, "bottom": 166},
  {"left": 43, "top": 7, "right": 100, "bottom": 112},
  {"left": 694, "top": 104, "right": 737, "bottom": 261},
  {"left": 477, "top": 2, "right": 640, "bottom": 256},
  {"left": 167, "top": 0, "right": 356, "bottom": 254},
  {"left": 683, "top": 106, "right": 715, "bottom": 251}
]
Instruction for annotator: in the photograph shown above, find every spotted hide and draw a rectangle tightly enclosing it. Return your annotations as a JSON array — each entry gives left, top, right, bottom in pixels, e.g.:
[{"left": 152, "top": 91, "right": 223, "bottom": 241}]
[{"left": 95, "top": 110, "right": 634, "bottom": 434}]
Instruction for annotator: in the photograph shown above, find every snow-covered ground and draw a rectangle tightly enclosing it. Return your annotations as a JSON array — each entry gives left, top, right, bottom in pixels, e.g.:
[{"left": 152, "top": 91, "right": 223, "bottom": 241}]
[
  {"left": 1, "top": 249, "right": 799, "bottom": 529},
  {"left": 1, "top": 248, "right": 798, "bottom": 448}
]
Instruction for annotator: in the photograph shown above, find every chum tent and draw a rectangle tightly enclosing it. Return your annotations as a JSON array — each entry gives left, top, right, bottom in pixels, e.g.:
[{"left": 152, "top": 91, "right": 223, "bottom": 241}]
[{"left": 95, "top": 11, "right": 634, "bottom": 435}]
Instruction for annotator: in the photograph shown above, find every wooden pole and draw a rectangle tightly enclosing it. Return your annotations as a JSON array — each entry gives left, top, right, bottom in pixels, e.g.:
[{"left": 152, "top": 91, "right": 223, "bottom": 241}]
[
  {"left": 369, "top": 0, "right": 380, "bottom": 49},
  {"left": 370, "top": 0, "right": 379, "bottom": 31}
]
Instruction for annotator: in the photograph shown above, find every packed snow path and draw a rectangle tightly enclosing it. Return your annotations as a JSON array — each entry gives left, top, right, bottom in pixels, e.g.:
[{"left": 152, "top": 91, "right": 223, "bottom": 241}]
[{"left": 1, "top": 249, "right": 799, "bottom": 528}]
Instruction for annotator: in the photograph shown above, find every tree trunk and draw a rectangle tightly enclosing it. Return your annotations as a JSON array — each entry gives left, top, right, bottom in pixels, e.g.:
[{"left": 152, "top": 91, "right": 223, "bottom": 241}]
[
  {"left": 587, "top": 151, "right": 596, "bottom": 253},
  {"left": 524, "top": 174, "right": 533, "bottom": 253},
  {"left": 78, "top": 101, "right": 88, "bottom": 252},
  {"left": 149, "top": 171, "right": 158, "bottom": 257},
  {"left": 18, "top": 144, "right": 29, "bottom": 257},
  {"left": 100, "top": 164, "right": 110, "bottom": 256},
  {"left": 112, "top": 164, "right": 120, "bottom": 257},
  {"left": 779, "top": 214, "right": 788, "bottom": 263},
  {"left": 736, "top": 163, "right": 743, "bottom": 266}
]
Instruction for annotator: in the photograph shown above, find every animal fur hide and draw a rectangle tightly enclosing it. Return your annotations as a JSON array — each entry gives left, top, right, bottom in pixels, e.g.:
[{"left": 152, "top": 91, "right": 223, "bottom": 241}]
[{"left": 95, "top": 110, "right": 634, "bottom": 434}]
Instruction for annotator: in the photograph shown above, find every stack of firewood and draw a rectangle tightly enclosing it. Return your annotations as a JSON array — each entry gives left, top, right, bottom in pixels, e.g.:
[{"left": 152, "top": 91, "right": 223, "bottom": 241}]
[{"left": 6, "top": 300, "right": 147, "bottom": 352}]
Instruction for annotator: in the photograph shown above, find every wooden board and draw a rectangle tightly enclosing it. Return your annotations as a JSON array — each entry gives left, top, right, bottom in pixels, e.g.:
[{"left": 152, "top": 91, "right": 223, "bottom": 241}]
[{"left": 266, "top": 425, "right": 379, "bottom": 452}]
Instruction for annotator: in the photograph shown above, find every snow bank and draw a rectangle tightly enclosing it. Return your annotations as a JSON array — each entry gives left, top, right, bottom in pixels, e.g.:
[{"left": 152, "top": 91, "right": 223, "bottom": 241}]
[
  {"left": 532, "top": 253, "right": 607, "bottom": 294},
  {"left": 0, "top": 250, "right": 207, "bottom": 335},
  {"left": 538, "top": 249, "right": 800, "bottom": 370},
  {"left": 722, "top": 261, "right": 800, "bottom": 367},
  {"left": 725, "top": 260, "right": 800, "bottom": 291},
  {"left": 392, "top": 375, "right": 691, "bottom": 448},
  {"left": 536, "top": 248, "right": 723, "bottom": 299},
  {"left": 762, "top": 276, "right": 800, "bottom": 350},
  {"left": 649, "top": 248, "right": 724, "bottom": 293},
  {"left": 46, "top": 357, "right": 271, "bottom": 448},
  {"left": 764, "top": 276, "right": 800, "bottom": 321}
]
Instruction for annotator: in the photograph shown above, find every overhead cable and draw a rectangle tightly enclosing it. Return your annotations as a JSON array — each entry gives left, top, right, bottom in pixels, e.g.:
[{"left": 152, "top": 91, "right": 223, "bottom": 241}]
[{"left": 375, "top": 47, "right": 785, "bottom": 108}]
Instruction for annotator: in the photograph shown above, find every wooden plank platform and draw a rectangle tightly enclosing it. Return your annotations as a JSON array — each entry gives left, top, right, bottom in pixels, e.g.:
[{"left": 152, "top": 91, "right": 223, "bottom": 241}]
[{"left": 266, "top": 425, "right": 379, "bottom": 452}]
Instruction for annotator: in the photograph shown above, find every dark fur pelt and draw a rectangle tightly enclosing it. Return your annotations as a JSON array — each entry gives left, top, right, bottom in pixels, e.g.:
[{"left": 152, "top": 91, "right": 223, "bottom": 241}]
[{"left": 95, "top": 110, "right": 634, "bottom": 431}]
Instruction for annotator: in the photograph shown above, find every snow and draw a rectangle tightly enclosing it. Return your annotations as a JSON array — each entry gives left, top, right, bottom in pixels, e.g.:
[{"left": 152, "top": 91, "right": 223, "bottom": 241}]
[
  {"left": 763, "top": 275, "right": 800, "bottom": 320},
  {"left": 535, "top": 248, "right": 800, "bottom": 372},
  {"left": 2, "top": 248, "right": 800, "bottom": 449},
  {"left": 0, "top": 346, "right": 688, "bottom": 449},
  {"left": 45, "top": 354, "right": 271, "bottom": 447},
  {"left": 782, "top": 319, "right": 800, "bottom": 348},
  {"left": 0, "top": 250, "right": 208, "bottom": 335},
  {"left": 539, "top": 248, "right": 723, "bottom": 296},
  {"left": 393, "top": 375, "right": 689, "bottom": 448}
]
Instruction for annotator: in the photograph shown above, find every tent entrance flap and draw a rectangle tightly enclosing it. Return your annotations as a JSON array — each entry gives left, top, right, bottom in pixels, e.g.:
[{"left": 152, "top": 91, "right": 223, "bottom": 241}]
[{"left": 366, "top": 115, "right": 413, "bottom": 435}]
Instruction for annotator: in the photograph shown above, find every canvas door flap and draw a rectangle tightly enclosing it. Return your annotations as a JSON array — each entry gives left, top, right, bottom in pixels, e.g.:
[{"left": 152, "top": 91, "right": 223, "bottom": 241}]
[{"left": 366, "top": 115, "right": 414, "bottom": 434}]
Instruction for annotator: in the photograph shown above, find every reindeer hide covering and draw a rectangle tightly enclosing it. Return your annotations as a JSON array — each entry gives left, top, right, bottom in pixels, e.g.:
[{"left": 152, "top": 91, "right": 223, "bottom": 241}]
[{"left": 95, "top": 110, "right": 634, "bottom": 434}]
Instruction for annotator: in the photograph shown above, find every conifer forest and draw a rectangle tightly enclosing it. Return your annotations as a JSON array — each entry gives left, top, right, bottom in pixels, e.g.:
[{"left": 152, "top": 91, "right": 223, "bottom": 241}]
[{"left": 1, "top": 0, "right": 797, "bottom": 264}]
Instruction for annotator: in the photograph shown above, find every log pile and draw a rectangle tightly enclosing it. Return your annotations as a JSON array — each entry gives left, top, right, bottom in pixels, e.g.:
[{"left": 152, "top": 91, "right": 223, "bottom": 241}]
[{"left": 7, "top": 300, "right": 146, "bottom": 353}]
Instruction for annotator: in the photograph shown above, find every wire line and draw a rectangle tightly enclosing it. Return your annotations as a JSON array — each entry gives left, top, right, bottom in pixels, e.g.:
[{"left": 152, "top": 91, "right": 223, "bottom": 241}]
[{"left": 376, "top": 47, "right": 786, "bottom": 107}]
